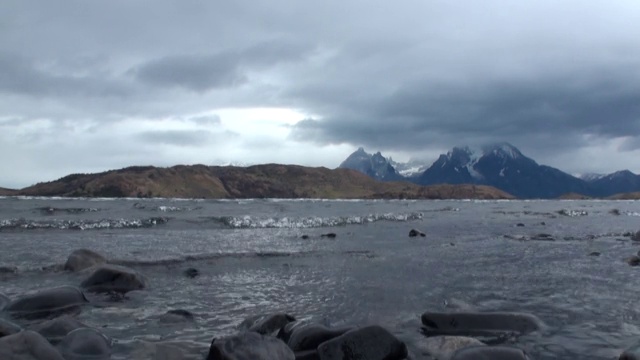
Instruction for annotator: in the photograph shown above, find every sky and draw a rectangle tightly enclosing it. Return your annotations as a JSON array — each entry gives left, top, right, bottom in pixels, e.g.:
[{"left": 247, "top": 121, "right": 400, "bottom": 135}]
[{"left": 1, "top": 1, "right": 640, "bottom": 188}]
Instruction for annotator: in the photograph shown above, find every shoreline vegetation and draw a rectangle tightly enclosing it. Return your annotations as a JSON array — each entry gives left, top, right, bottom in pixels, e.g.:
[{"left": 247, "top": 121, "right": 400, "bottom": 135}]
[{"left": 1, "top": 164, "right": 639, "bottom": 200}]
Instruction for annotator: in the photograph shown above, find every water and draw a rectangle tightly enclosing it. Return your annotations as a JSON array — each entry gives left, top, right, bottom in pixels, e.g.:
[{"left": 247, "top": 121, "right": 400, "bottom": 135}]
[{"left": 1, "top": 197, "right": 640, "bottom": 359}]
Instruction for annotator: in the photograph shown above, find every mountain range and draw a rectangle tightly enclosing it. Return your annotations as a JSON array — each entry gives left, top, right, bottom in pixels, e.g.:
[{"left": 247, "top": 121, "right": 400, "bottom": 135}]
[{"left": 339, "top": 143, "right": 640, "bottom": 199}]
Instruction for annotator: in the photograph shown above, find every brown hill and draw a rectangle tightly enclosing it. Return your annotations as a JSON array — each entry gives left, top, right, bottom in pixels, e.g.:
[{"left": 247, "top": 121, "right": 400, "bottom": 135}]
[
  {"left": 17, "top": 164, "right": 514, "bottom": 199},
  {"left": 557, "top": 192, "right": 592, "bottom": 200},
  {"left": 607, "top": 192, "right": 640, "bottom": 200},
  {"left": 0, "top": 187, "right": 17, "bottom": 196}
]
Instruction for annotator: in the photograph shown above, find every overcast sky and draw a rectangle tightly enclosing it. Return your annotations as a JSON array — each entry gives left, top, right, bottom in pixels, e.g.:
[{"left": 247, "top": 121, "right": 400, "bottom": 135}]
[{"left": 1, "top": 1, "right": 639, "bottom": 188}]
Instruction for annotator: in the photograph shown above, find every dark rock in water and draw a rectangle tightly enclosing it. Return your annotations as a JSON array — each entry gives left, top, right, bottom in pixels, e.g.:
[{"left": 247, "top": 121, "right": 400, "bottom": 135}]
[
  {"left": 64, "top": 249, "right": 107, "bottom": 272},
  {"left": 0, "top": 293, "right": 9, "bottom": 311},
  {"left": 421, "top": 312, "right": 542, "bottom": 338},
  {"left": 0, "top": 318, "right": 22, "bottom": 338},
  {"left": 516, "top": 223, "right": 525, "bottom": 227},
  {"left": 321, "top": 233, "right": 337, "bottom": 239},
  {"left": 0, "top": 266, "right": 17, "bottom": 274},
  {"left": 316, "top": 325, "right": 407, "bottom": 360},
  {"left": 295, "top": 350, "right": 320, "bottom": 360},
  {"left": 58, "top": 328, "right": 111, "bottom": 360},
  {"left": 632, "top": 231, "right": 640, "bottom": 241},
  {"left": 589, "top": 252, "right": 601, "bottom": 257},
  {"left": 5, "top": 286, "right": 88, "bottom": 320},
  {"left": 620, "top": 344, "right": 640, "bottom": 360},
  {"left": 207, "top": 331, "right": 294, "bottom": 360},
  {"left": 409, "top": 229, "right": 426, "bottom": 237},
  {"left": 239, "top": 313, "right": 296, "bottom": 336},
  {"left": 287, "top": 324, "right": 352, "bottom": 352},
  {"left": 627, "top": 256, "right": 640, "bottom": 266},
  {"left": 531, "top": 233, "right": 554, "bottom": 241},
  {"left": 416, "top": 336, "right": 485, "bottom": 359},
  {"left": 610, "top": 209, "right": 621, "bottom": 216},
  {"left": 0, "top": 330, "right": 66, "bottom": 360},
  {"left": 159, "top": 309, "right": 195, "bottom": 323},
  {"left": 450, "top": 345, "right": 530, "bottom": 360},
  {"left": 80, "top": 264, "right": 147, "bottom": 293},
  {"left": 183, "top": 267, "right": 200, "bottom": 278},
  {"left": 29, "top": 315, "right": 87, "bottom": 344},
  {"left": 301, "top": 235, "right": 310, "bottom": 239}
]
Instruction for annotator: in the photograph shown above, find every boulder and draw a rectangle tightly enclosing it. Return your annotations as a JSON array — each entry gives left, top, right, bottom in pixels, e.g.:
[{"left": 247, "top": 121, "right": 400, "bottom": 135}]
[
  {"left": 0, "top": 330, "right": 66, "bottom": 360},
  {"left": 287, "top": 324, "right": 351, "bottom": 352},
  {"left": 632, "top": 231, "right": 640, "bottom": 241},
  {"left": 316, "top": 325, "right": 407, "bottom": 360},
  {"left": 450, "top": 345, "right": 530, "bottom": 360},
  {"left": 277, "top": 320, "right": 311, "bottom": 343},
  {"left": 0, "top": 266, "right": 17, "bottom": 274},
  {"left": 627, "top": 256, "right": 640, "bottom": 267},
  {"left": 0, "top": 319, "right": 22, "bottom": 338},
  {"left": 239, "top": 313, "right": 296, "bottom": 336},
  {"left": 409, "top": 229, "right": 426, "bottom": 237},
  {"left": 207, "top": 331, "right": 294, "bottom": 360},
  {"left": 64, "top": 249, "right": 106, "bottom": 272},
  {"left": 5, "top": 286, "right": 88, "bottom": 320},
  {"left": 29, "top": 315, "right": 87, "bottom": 344},
  {"left": 421, "top": 312, "right": 542, "bottom": 338},
  {"left": 159, "top": 309, "right": 195, "bottom": 324},
  {"left": 321, "top": 233, "right": 337, "bottom": 239},
  {"left": 58, "top": 328, "right": 111, "bottom": 360},
  {"left": 80, "top": 264, "right": 147, "bottom": 293},
  {"left": 416, "top": 336, "right": 485, "bottom": 360},
  {"left": 183, "top": 268, "right": 199, "bottom": 278}
]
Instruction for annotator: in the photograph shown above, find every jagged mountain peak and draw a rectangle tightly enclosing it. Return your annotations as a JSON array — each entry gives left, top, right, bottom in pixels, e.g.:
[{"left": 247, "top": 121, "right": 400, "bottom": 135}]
[{"left": 339, "top": 148, "right": 402, "bottom": 181}]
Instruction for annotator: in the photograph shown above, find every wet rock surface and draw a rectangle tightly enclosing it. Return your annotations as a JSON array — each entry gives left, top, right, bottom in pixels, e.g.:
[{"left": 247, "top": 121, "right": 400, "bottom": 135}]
[
  {"left": 4, "top": 286, "right": 88, "bottom": 320},
  {"left": 80, "top": 264, "right": 147, "bottom": 293},
  {"left": 64, "top": 249, "right": 107, "bottom": 272},
  {"left": 0, "top": 330, "right": 66, "bottom": 360},
  {"left": 207, "top": 331, "right": 295, "bottom": 360}
]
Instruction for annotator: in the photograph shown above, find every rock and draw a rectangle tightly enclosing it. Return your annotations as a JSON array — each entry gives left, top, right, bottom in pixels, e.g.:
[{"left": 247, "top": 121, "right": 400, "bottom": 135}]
[
  {"left": 295, "top": 350, "right": 320, "bottom": 360},
  {"left": 80, "top": 264, "right": 147, "bottom": 293},
  {"left": 421, "top": 312, "right": 542, "bottom": 338},
  {"left": 207, "top": 331, "right": 294, "bottom": 360},
  {"left": 29, "top": 315, "right": 87, "bottom": 344},
  {"left": 183, "top": 268, "right": 199, "bottom": 278},
  {"left": 416, "top": 336, "right": 485, "bottom": 360},
  {"left": 301, "top": 235, "right": 310, "bottom": 239},
  {"left": 589, "top": 252, "right": 601, "bottom": 257},
  {"left": 159, "top": 309, "right": 195, "bottom": 324},
  {"left": 129, "top": 340, "right": 199, "bottom": 360},
  {"left": 409, "top": 229, "right": 426, "bottom": 237},
  {"left": 610, "top": 209, "right": 621, "bottom": 216},
  {"left": 287, "top": 324, "right": 351, "bottom": 352},
  {"left": 64, "top": 249, "right": 107, "bottom": 272},
  {"left": 0, "top": 319, "right": 22, "bottom": 338},
  {"left": 531, "top": 233, "right": 554, "bottom": 241},
  {"left": 516, "top": 223, "right": 525, "bottom": 227},
  {"left": 632, "top": 231, "right": 640, "bottom": 241},
  {"left": 321, "top": 233, "right": 337, "bottom": 239},
  {"left": 239, "top": 313, "right": 296, "bottom": 336},
  {"left": 0, "top": 266, "right": 17, "bottom": 274},
  {"left": 316, "top": 325, "right": 407, "bottom": 360},
  {"left": 627, "top": 256, "right": 640, "bottom": 266},
  {"left": 450, "top": 345, "right": 530, "bottom": 360},
  {"left": 0, "top": 330, "right": 66, "bottom": 360},
  {"left": 5, "top": 286, "right": 88, "bottom": 320},
  {"left": 277, "top": 320, "right": 311, "bottom": 343},
  {"left": 58, "top": 328, "right": 111, "bottom": 360}
]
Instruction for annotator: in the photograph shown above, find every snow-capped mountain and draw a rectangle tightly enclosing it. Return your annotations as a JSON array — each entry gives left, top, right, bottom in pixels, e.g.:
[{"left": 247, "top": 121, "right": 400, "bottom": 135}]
[
  {"left": 389, "top": 158, "right": 431, "bottom": 178},
  {"left": 584, "top": 170, "right": 640, "bottom": 197},
  {"left": 338, "top": 148, "right": 403, "bottom": 181},
  {"left": 417, "top": 142, "right": 591, "bottom": 198}
]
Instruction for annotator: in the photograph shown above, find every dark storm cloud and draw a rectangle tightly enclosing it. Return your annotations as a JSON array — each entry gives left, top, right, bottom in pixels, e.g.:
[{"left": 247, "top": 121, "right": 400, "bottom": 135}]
[
  {"left": 136, "top": 129, "right": 226, "bottom": 147},
  {"left": 131, "top": 41, "right": 312, "bottom": 92}
]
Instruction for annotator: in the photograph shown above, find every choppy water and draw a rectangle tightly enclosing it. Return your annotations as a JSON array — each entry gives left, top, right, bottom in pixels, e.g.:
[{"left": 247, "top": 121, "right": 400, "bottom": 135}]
[{"left": 1, "top": 197, "right": 640, "bottom": 359}]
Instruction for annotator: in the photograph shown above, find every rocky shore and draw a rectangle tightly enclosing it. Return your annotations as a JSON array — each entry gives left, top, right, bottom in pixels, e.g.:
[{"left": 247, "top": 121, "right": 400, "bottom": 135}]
[{"left": 1, "top": 246, "right": 639, "bottom": 359}]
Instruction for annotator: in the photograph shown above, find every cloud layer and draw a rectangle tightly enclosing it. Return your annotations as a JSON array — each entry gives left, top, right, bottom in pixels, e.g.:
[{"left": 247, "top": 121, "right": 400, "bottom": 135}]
[{"left": 1, "top": 0, "right": 640, "bottom": 187}]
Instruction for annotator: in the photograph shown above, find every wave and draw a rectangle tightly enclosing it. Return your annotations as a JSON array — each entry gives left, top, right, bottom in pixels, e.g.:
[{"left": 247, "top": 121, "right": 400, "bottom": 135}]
[
  {"left": 132, "top": 202, "right": 202, "bottom": 212},
  {"left": 207, "top": 212, "right": 424, "bottom": 229},
  {"left": 0, "top": 217, "right": 169, "bottom": 231},
  {"left": 37, "top": 206, "right": 101, "bottom": 215}
]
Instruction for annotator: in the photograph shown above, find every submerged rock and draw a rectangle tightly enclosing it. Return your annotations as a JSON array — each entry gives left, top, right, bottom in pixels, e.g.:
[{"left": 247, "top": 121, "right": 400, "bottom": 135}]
[
  {"left": 183, "top": 267, "right": 199, "bottom": 278},
  {"left": 627, "top": 256, "right": 640, "bottom": 267},
  {"left": 64, "top": 249, "right": 107, "bottom": 272},
  {"left": 0, "top": 330, "right": 65, "bottom": 360},
  {"left": 0, "top": 319, "right": 22, "bottom": 338},
  {"left": 632, "top": 231, "right": 640, "bottom": 242},
  {"left": 409, "top": 229, "right": 426, "bottom": 237},
  {"left": 5, "top": 286, "right": 88, "bottom": 320},
  {"left": 207, "top": 332, "right": 294, "bottom": 360},
  {"left": 58, "top": 328, "right": 111, "bottom": 360},
  {"left": 239, "top": 313, "right": 296, "bottom": 336},
  {"left": 29, "top": 315, "right": 87, "bottom": 344},
  {"left": 0, "top": 266, "right": 17, "bottom": 274},
  {"left": 417, "top": 336, "right": 485, "bottom": 360},
  {"left": 321, "top": 233, "right": 337, "bottom": 239},
  {"left": 80, "top": 264, "right": 147, "bottom": 293},
  {"left": 159, "top": 309, "right": 195, "bottom": 324},
  {"left": 450, "top": 345, "right": 530, "bottom": 360},
  {"left": 421, "top": 311, "right": 542, "bottom": 338},
  {"left": 316, "top": 325, "right": 407, "bottom": 360},
  {"left": 287, "top": 324, "right": 352, "bottom": 352},
  {"left": 589, "top": 252, "right": 601, "bottom": 257}
]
